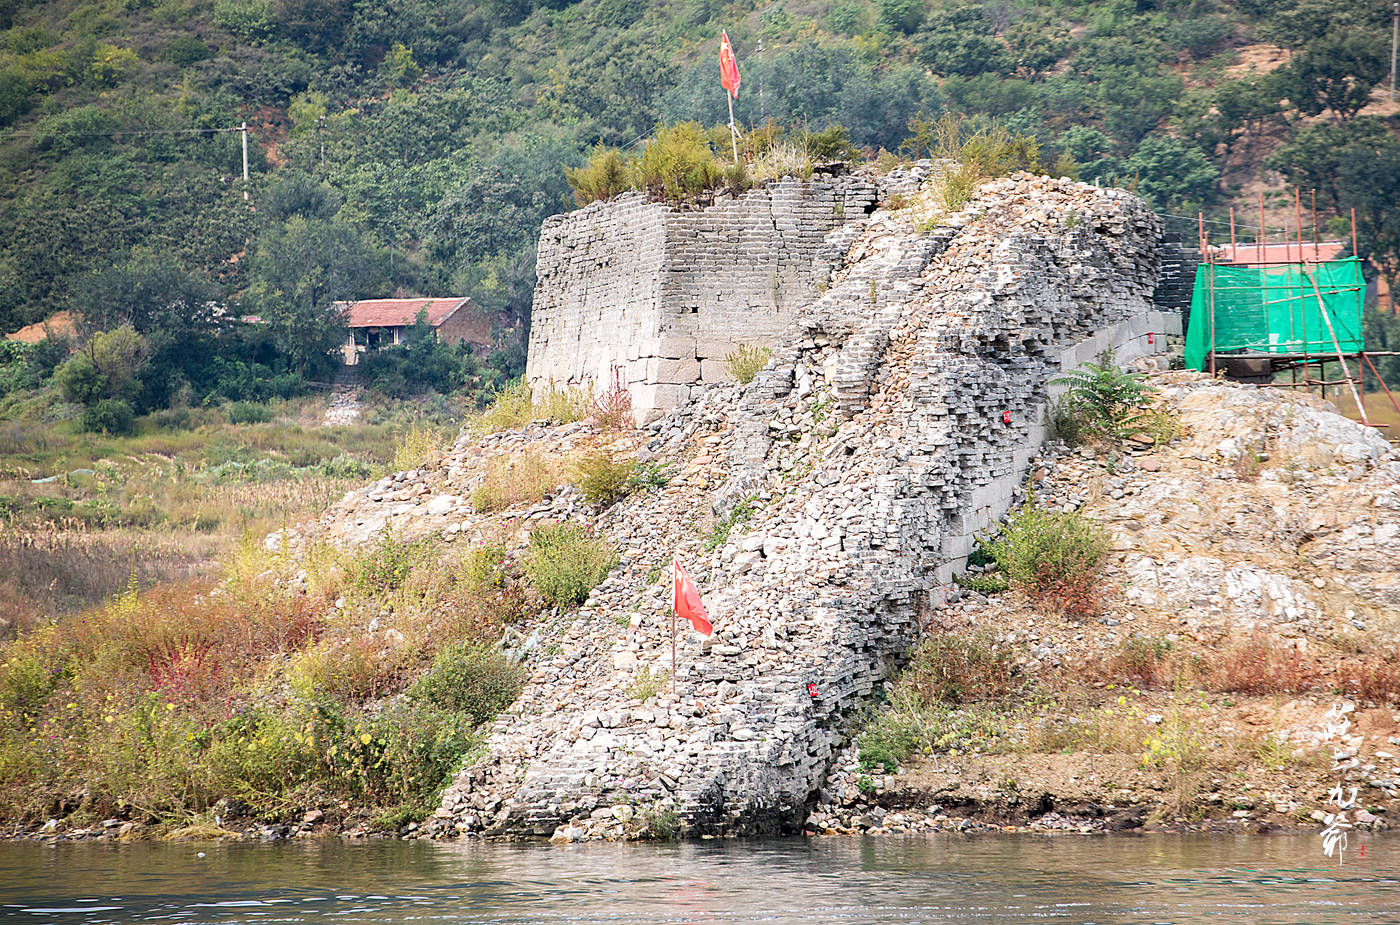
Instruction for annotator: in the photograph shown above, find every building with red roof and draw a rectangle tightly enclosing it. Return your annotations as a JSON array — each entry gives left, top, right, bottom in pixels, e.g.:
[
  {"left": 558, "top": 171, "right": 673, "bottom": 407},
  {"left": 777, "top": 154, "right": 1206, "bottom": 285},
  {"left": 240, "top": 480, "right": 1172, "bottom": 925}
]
[{"left": 337, "top": 297, "right": 489, "bottom": 364}]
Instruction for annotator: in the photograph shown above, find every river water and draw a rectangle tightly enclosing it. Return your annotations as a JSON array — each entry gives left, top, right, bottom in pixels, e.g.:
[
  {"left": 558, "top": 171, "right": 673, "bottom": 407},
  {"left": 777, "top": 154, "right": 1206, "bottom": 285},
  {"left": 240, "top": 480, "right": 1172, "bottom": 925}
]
[{"left": 1, "top": 834, "right": 1397, "bottom": 924}]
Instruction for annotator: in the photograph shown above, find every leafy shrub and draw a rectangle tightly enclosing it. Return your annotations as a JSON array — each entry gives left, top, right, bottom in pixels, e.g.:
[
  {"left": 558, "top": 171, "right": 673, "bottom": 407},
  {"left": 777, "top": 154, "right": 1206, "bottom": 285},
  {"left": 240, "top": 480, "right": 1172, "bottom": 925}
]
[
  {"left": 630, "top": 461, "right": 673, "bottom": 492},
  {"left": 572, "top": 451, "right": 636, "bottom": 507},
  {"left": 457, "top": 543, "right": 511, "bottom": 593},
  {"left": 856, "top": 691, "right": 930, "bottom": 772},
  {"left": 81, "top": 398, "right": 136, "bottom": 435},
  {"left": 1051, "top": 349, "right": 1159, "bottom": 442},
  {"left": 724, "top": 344, "right": 773, "bottom": 384},
  {"left": 407, "top": 644, "right": 524, "bottom": 725},
  {"left": 803, "top": 124, "right": 857, "bottom": 161},
  {"left": 524, "top": 521, "right": 618, "bottom": 607},
  {"left": 214, "top": 0, "right": 274, "bottom": 41},
  {"left": 902, "top": 631, "right": 1023, "bottom": 705},
  {"left": 857, "top": 690, "right": 1006, "bottom": 772},
  {"left": 722, "top": 159, "right": 751, "bottom": 195},
  {"left": 163, "top": 36, "right": 211, "bottom": 67},
  {"left": 565, "top": 147, "right": 636, "bottom": 206},
  {"left": 0, "top": 648, "right": 60, "bottom": 719},
  {"left": 626, "top": 664, "right": 668, "bottom": 701},
  {"left": 985, "top": 502, "right": 1109, "bottom": 618},
  {"left": 637, "top": 122, "right": 722, "bottom": 203},
  {"left": 954, "top": 571, "right": 1010, "bottom": 595},
  {"left": 226, "top": 400, "right": 272, "bottom": 424},
  {"left": 319, "top": 454, "right": 376, "bottom": 479},
  {"left": 471, "top": 451, "right": 560, "bottom": 512}
]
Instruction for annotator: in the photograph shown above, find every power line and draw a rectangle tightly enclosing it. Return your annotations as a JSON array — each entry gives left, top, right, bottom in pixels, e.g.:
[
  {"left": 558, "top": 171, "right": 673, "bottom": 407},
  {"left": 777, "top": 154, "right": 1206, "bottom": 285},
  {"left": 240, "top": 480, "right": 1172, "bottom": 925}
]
[{"left": 0, "top": 126, "right": 241, "bottom": 138}]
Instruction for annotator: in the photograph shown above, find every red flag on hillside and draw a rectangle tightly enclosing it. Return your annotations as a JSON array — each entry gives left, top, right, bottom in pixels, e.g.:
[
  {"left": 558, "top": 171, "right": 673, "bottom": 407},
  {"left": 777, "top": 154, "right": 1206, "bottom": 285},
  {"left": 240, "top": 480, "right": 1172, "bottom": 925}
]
[
  {"left": 673, "top": 559, "right": 712, "bottom": 637},
  {"left": 719, "top": 31, "right": 741, "bottom": 99}
]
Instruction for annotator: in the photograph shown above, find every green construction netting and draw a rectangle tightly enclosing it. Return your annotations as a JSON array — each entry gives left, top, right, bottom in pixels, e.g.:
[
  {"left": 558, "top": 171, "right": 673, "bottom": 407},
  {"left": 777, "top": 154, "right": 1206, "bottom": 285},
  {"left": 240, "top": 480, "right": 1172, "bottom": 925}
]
[{"left": 1184, "top": 257, "right": 1365, "bottom": 371}]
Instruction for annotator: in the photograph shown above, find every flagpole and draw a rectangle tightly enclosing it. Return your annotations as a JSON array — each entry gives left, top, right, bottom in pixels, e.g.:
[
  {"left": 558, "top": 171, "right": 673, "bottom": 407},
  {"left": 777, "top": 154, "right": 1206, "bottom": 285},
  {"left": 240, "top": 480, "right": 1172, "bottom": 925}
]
[
  {"left": 727, "top": 92, "right": 738, "bottom": 163},
  {"left": 670, "top": 559, "right": 678, "bottom": 698}
]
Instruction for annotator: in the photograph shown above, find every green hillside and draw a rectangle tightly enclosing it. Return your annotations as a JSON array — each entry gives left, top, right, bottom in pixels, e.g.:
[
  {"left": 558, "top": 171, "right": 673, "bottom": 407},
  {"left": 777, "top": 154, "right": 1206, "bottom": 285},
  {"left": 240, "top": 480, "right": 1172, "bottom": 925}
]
[{"left": 1, "top": 0, "right": 1397, "bottom": 383}]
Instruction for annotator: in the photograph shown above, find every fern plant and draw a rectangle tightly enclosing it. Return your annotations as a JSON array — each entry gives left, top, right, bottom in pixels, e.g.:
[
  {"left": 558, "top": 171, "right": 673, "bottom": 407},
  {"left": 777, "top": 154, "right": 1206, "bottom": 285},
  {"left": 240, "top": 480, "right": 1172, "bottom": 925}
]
[{"left": 1051, "top": 349, "right": 1158, "bottom": 441}]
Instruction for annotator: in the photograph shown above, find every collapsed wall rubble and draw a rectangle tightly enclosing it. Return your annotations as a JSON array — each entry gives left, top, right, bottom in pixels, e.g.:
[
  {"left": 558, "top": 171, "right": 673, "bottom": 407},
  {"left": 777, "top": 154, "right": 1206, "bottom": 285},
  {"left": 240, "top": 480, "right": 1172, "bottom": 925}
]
[{"left": 429, "top": 174, "right": 1178, "bottom": 839}]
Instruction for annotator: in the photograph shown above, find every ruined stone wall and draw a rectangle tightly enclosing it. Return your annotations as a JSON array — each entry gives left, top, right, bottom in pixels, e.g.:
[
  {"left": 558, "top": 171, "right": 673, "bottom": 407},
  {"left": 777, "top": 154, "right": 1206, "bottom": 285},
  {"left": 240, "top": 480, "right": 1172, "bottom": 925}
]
[
  {"left": 433, "top": 175, "right": 1178, "bottom": 841},
  {"left": 526, "top": 175, "right": 881, "bottom": 420}
]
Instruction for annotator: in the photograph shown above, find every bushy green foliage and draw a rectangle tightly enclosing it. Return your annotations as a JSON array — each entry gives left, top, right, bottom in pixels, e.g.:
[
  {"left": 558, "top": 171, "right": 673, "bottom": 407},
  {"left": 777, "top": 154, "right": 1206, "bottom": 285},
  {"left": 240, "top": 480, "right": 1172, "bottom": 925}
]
[
  {"left": 352, "top": 529, "right": 432, "bottom": 596},
  {"left": 856, "top": 690, "right": 1008, "bottom": 772},
  {"left": 565, "top": 146, "right": 636, "bottom": 206},
  {"left": 572, "top": 451, "right": 637, "bottom": 507},
  {"left": 985, "top": 501, "right": 1109, "bottom": 618},
  {"left": 80, "top": 398, "right": 136, "bottom": 435},
  {"left": 407, "top": 644, "right": 524, "bottom": 725},
  {"left": 523, "top": 521, "right": 618, "bottom": 607},
  {"left": 724, "top": 344, "right": 773, "bottom": 384},
  {"left": 1051, "top": 349, "right": 1159, "bottom": 442},
  {"left": 636, "top": 122, "right": 722, "bottom": 203},
  {"left": 225, "top": 401, "right": 273, "bottom": 425}
]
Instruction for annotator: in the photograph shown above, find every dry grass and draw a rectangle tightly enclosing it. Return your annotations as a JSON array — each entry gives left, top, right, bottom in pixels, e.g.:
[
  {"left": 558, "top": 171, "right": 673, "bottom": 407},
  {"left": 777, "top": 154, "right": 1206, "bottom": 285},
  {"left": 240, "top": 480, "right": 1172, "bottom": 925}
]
[
  {"left": 0, "top": 394, "right": 457, "bottom": 634},
  {"left": 0, "top": 528, "right": 211, "bottom": 636},
  {"left": 1334, "top": 647, "right": 1400, "bottom": 704},
  {"left": 1206, "top": 629, "right": 1319, "bottom": 694},
  {"left": 470, "top": 452, "right": 565, "bottom": 512}
]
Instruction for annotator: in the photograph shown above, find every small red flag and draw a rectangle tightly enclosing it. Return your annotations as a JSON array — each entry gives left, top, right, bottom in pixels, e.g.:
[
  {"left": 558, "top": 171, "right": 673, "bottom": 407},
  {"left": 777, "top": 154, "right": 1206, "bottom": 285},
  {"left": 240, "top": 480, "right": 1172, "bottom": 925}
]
[
  {"left": 673, "top": 559, "right": 712, "bottom": 637},
  {"left": 719, "top": 31, "right": 741, "bottom": 99}
]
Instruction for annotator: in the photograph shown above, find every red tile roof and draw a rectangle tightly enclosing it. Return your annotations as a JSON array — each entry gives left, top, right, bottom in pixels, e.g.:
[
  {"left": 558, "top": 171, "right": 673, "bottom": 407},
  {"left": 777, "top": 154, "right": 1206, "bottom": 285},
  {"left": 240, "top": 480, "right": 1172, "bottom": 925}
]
[
  {"left": 1211, "top": 241, "right": 1348, "bottom": 266},
  {"left": 342, "top": 297, "right": 470, "bottom": 328}
]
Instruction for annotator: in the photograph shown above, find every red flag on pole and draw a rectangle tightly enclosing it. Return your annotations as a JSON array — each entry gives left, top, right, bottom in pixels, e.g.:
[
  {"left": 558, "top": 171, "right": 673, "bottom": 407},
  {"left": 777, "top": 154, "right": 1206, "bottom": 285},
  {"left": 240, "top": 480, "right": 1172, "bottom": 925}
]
[
  {"left": 720, "top": 31, "right": 741, "bottom": 99},
  {"left": 673, "top": 559, "right": 712, "bottom": 637}
]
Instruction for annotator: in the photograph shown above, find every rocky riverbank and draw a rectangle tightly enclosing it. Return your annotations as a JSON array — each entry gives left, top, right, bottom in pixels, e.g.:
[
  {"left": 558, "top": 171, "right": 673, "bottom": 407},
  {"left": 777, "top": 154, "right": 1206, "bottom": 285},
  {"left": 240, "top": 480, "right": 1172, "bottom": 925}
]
[{"left": 810, "top": 374, "right": 1400, "bottom": 838}]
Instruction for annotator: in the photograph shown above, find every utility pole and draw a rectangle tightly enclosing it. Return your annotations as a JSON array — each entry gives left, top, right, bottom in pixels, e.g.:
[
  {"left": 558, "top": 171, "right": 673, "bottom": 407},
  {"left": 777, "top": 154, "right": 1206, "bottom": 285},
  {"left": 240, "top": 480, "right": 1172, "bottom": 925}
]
[
  {"left": 1391, "top": 0, "right": 1398, "bottom": 101},
  {"left": 757, "top": 38, "right": 765, "bottom": 122},
  {"left": 240, "top": 120, "right": 249, "bottom": 201}
]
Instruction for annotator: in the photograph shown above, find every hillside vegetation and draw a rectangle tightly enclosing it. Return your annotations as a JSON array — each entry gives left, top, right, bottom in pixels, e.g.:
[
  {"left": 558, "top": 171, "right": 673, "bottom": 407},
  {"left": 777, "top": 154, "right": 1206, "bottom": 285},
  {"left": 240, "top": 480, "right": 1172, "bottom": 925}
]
[{"left": 2, "top": 0, "right": 1398, "bottom": 362}]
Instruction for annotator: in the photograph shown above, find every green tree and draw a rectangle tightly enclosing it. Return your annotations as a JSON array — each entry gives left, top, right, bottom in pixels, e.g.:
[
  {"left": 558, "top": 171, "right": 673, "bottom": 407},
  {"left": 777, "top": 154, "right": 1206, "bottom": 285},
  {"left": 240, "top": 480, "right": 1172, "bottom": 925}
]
[
  {"left": 1272, "top": 118, "right": 1400, "bottom": 276},
  {"left": 246, "top": 215, "right": 380, "bottom": 374},
  {"left": 69, "top": 252, "right": 218, "bottom": 409},
  {"left": 1282, "top": 33, "right": 1389, "bottom": 121},
  {"left": 877, "top": 0, "right": 924, "bottom": 34},
  {"left": 56, "top": 325, "right": 150, "bottom": 407},
  {"left": 916, "top": 7, "right": 1009, "bottom": 77},
  {"left": 1120, "top": 136, "right": 1219, "bottom": 213}
]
